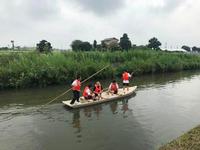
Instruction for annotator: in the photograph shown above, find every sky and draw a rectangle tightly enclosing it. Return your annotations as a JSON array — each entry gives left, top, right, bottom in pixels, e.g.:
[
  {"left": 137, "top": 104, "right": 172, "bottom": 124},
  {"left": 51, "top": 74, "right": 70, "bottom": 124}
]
[{"left": 0, "top": 0, "right": 199, "bottom": 49}]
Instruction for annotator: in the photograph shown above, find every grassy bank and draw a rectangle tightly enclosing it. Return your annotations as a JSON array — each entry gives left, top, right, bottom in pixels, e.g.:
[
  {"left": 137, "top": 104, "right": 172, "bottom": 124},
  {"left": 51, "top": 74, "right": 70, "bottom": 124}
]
[
  {"left": 0, "top": 49, "right": 200, "bottom": 89},
  {"left": 160, "top": 125, "right": 200, "bottom": 150}
]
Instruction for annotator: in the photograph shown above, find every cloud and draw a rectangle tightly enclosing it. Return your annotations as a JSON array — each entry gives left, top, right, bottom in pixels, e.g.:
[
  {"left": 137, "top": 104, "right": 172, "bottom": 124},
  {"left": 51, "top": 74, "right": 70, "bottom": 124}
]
[
  {"left": 125, "top": 0, "right": 188, "bottom": 14},
  {"left": 0, "top": 0, "right": 200, "bottom": 49},
  {"left": 23, "top": 0, "right": 60, "bottom": 20},
  {"left": 72, "top": 0, "right": 125, "bottom": 16},
  {"left": 162, "top": 0, "right": 185, "bottom": 11},
  {"left": 0, "top": 0, "right": 60, "bottom": 21}
]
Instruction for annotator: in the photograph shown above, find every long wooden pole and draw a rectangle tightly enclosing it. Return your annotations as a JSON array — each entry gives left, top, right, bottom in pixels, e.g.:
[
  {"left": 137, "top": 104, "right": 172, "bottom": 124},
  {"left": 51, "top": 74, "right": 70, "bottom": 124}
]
[
  {"left": 130, "top": 72, "right": 134, "bottom": 78},
  {"left": 44, "top": 65, "right": 110, "bottom": 105}
]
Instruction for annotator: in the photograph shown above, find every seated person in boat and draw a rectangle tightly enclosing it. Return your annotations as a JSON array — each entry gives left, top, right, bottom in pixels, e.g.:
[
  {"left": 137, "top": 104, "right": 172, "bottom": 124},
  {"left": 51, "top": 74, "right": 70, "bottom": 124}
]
[
  {"left": 108, "top": 80, "right": 119, "bottom": 95},
  {"left": 83, "top": 84, "right": 94, "bottom": 100},
  {"left": 93, "top": 81, "right": 103, "bottom": 100}
]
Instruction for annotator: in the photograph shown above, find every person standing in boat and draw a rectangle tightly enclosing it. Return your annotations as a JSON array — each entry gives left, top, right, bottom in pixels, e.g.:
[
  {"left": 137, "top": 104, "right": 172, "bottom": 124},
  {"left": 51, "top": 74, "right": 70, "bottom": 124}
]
[
  {"left": 70, "top": 75, "right": 81, "bottom": 105},
  {"left": 83, "top": 84, "right": 94, "bottom": 100},
  {"left": 93, "top": 81, "right": 103, "bottom": 100},
  {"left": 108, "top": 80, "right": 119, "bottom": 95},
  {"left": 122, "top": 70, "right": 132, "bottom": 91}
]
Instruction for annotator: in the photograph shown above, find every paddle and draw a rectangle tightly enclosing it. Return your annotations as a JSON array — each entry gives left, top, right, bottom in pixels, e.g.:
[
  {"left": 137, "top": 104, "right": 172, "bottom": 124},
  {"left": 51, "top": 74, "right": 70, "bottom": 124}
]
[{"left": 44, "top": 65, "right": 110, "bottom": 105}]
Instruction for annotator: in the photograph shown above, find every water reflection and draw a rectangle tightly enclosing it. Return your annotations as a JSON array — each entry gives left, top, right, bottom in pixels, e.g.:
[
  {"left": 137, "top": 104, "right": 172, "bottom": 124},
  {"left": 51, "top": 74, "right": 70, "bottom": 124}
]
[
  {"left": 121, "top": 99, "right": 130, "bottom": 118},
  {"left": 72, "top": 110, "right": 81, "bottom": 132},
  {"left": 93, "top": 105, "right": 102, "bottom": 120},
  {"left": 1, "top": 71, "right": 200, "bottom": 150},
  {"left": 64, "top": 91, "right": 156, "bottom": 150},
  {"left": 110, "top": 101, "right": 118, "bottom": 114},
  {"left": 133, "top": 70, "right": 200, "bottom": 89},
  {"left": 84, "top": 107, "right": 93, "bottom": 118},
  {"left": 68, "top": 92, "right": 136, "bottom": 140},
  {"left": 0, "top": 71, "right": 199, "bottom": 107}
]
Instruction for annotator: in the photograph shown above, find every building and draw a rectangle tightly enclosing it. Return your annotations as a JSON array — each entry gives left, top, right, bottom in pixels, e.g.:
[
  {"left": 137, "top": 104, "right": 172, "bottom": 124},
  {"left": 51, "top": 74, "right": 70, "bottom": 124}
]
[{"left": 101, "top": 37, "right": 119, "bottom": 49}]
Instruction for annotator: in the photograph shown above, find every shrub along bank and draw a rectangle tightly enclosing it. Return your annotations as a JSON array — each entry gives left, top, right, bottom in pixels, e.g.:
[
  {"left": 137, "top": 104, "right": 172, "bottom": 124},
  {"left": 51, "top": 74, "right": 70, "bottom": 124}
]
[{"left": 0, "top": 49, "right": 200, "bottom": 89}]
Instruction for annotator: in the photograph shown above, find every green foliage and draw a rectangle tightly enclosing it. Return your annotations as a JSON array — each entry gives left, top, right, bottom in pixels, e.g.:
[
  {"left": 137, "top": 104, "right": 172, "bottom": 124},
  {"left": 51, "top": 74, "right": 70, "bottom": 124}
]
[
  {"left": 71, "top": 40, "right": 82, "bottom": 51},
  {"left": 93, "top": 40, "right": 97, "bottom": 49},
  {"left": 182, "top": 45, "right": 191, "bottom": 52},
  {"left": 119, "top": 33, "right": 132, "bottom": 51},
  {"left": 0, "top": 49, "right": 200, "bottom": 89},
  {"left": 81, "top": 42, "right": 92, "bottom": 51},
  {"left": 147, "top": 37, "right": 161, "bottom": 50},
  {"left": 71, "top": 40, "right": 92, "bottom": 51},
  {"left": 0, "top": 47, "right": 9, "bottom": 50},
  {"left": 192, "top": 46, "right": 200, "bottom": 52},
  {"left": 36, "top": 40, "right": 52, "bottom": 53}
]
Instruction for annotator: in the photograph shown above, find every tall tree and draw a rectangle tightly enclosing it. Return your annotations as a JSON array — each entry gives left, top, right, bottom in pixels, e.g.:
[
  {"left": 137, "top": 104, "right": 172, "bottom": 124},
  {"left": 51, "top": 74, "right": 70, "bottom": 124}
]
[
  {"left": 181, "top": 45, "right": 191, "bottom": 52},
  {"left": 71, "top": 40, "right": 82, "bottom": 51},
  {"left": 147, "top": 37, "right": 161, "bottom": 50},
  {"left": 119, "top": 33, "right": 132, "bottom": 51},
  {"left": 11, "top": 40, "right": 14, "bottom": 50},
  {"left": 80, "top": 42, "right": 92, "bottom": 51},
  {"left": 36, "top": 40, "right": 52, "bottom": 53},
  {"left": 71, "top": 40, "right": 92, "bottom": 51},
  {"left": 93, "top": 40, "right": 97, "bottom": 49},
  {"left": 192, "top": 46, "right": 200, "bottom": 52}
]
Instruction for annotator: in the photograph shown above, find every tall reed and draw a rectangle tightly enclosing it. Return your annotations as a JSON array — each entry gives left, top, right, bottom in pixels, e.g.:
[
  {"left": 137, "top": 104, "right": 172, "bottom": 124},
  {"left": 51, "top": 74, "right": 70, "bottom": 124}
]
[{"left": 0, "top": 49, "right": 200, "bottom": 89}]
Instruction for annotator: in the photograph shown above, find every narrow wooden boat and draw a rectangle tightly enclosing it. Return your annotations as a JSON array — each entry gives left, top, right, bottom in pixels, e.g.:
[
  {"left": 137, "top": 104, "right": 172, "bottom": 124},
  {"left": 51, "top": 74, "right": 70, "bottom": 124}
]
[{"left": 62, "top": 86, "right": 137, "bottom": 108}]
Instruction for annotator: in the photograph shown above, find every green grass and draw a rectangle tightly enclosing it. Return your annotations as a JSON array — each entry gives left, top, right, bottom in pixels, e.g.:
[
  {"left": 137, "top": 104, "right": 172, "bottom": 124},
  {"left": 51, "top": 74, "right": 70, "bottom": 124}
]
[
  {"left": 0, "top": 49, "right": 200, "bottom": 89},
  {"left": 160, "top": 125, "right": 200, "bottom": 150}
]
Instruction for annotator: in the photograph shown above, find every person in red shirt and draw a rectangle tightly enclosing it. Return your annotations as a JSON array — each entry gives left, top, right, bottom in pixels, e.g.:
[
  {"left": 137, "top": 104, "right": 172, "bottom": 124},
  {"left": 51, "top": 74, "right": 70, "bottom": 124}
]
[
  {"left": 70, "top": 75, "right": 81, "bottom": 105},
  {"left": 83, "top": 84, "right": 94, "bottom": 100},
  {"left": 108, "top": 80, "right": 119, "bottom": 95},
  {"left": 93, "top": 81, "right": 103, "bottom": 100},
  {"left": 122, "top": 70, "right": 132, "bottom": 91}
]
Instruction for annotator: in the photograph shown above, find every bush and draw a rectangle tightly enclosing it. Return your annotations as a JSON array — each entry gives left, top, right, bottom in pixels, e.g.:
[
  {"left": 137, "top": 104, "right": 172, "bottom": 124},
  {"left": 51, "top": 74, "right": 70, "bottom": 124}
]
[{"left": 0, "top": 49, "right": 200, "bottom": 89}]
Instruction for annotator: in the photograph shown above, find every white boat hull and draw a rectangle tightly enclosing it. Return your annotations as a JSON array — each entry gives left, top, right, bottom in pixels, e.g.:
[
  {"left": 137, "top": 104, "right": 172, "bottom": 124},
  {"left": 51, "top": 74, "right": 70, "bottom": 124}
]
[{"left": 62, "top": 86, "right": 137, "bottom": 108}]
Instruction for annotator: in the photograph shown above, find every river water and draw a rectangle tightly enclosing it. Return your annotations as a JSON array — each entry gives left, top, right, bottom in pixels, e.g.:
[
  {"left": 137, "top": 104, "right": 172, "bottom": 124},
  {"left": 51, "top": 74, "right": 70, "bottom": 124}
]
[{"left": 0, "top": 71, "right": 200, "bottom": 150}]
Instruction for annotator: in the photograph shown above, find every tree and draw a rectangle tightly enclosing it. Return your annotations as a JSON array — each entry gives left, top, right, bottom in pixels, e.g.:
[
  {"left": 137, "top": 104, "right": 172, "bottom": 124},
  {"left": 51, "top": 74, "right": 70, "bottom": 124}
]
[
  {"left": 192, "top": 46, "right": 200, "bottom": 52},
  {"left": 80, "top": 42, "right": 92, "bottom": 51},
  {"left": 36, "top": 40, "right": 52, "bottom": 53},
  {"left": 11, "top": 40, "right": 14, "bottom": 50},
  {"left": 147, "top": 37, "right": 161, "bottom": 50},
  {"left": 71, "top": 40, "right": 82, "bottom": 51},
  {"left": 0, "top": 47, "right": 9, "bottom": 50},
  {"left": 181, "top": 45, "right": 191, "bottom": 52},
  {"left": 119, "top": 33, "right": 132, "bottom": 51},
  {"left": 93, "top": 40, "right": 97, "bottom": 49},
  {"left": 71, "top": 40, "right": 92, "bottom": 51}
]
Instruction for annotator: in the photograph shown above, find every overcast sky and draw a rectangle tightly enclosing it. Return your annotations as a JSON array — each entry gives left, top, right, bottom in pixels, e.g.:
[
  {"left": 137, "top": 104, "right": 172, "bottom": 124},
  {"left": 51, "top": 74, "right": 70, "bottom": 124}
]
[{"left": 0, "top": 0, "right": 199, "bottom": 49}]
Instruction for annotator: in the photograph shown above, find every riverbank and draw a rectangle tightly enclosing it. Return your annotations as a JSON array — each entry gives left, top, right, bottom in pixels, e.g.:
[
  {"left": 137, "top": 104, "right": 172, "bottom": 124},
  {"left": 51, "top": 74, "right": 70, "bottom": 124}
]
[
  {"left": 160, "top": 125, "right": 200, "bottom": 150},
  {"left": 1, "top": 49, "right": 200, "bottom": 89}
]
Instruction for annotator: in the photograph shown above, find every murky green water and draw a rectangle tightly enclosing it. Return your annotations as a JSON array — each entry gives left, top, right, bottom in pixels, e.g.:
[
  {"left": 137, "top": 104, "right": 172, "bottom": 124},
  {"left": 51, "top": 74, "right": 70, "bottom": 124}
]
[{"left": 0, "top": 71, "right": 200, "bottom": 150}]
